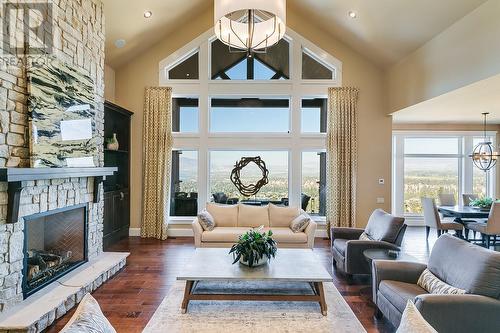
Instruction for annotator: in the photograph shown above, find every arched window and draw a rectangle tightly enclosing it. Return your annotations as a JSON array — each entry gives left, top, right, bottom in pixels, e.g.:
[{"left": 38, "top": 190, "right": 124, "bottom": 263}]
[{"left": 160, "top": 28, "right": 342, "bottom": 226}]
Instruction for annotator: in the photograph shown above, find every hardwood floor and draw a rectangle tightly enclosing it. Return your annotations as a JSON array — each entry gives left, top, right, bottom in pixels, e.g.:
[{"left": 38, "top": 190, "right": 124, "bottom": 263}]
[{"left": 45, "top": 227, "right": 479, "bottom": 333}]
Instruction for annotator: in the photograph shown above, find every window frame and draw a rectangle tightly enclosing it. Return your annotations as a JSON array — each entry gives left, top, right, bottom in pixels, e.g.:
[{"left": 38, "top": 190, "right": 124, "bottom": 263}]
[
  {"left": 392, "top": 131, "right": 497, "bottom": 224},
  {"left": 160, "top": 28, "right": 342, "bottom": 222}
]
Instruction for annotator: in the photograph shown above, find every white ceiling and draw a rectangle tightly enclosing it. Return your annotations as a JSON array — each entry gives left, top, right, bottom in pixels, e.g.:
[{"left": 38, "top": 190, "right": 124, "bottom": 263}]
[
  {"left": 103, "top": 0, "right": 487, "bottom": 69},
  {"left": 392, "top": 74, "right": 500, "bottom": 124}
]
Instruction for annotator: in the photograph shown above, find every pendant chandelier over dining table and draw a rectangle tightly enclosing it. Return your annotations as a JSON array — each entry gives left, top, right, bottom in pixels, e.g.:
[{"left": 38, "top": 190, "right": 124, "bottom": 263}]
[
  {"left": 214, "top": 0, "right": 286, "bottom": 54},
  {"left": 470, "top": 112, "right": 500, "bottom": 172}
]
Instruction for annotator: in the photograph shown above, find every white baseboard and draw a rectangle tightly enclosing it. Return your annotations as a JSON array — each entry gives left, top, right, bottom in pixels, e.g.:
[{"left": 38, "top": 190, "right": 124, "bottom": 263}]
[
  {"left": 129, "top": 227, "right": 328, "bottom": 238},
  {"left": 129, "top": 228, "right": 141, "bottom": 237}
]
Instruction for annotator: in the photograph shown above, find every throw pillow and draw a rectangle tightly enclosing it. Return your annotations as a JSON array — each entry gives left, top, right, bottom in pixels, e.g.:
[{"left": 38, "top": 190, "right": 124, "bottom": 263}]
[
  {"left": 396, "top": 301, "right": 438, "bottom": 333},
  {"left": 197, "top": 210, "right": 215, "bottom": 231},
  {"left": 290, "top": 214, "right": 310, "bottom": 233},
  {"left": 359, "top": 232, "right": 372, "bottom": 241},
  {"left": 60, "top": 293, "right": 116, "bottom": 333},
  {"left": 417, "top": 268, "right": 466, "bottom": 295}
]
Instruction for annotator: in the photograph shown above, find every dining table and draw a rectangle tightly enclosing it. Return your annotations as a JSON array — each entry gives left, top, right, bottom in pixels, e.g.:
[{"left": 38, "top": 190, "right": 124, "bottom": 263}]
[
  {"left": 437, "top": 205, "right": 490, "bottom": 222},
  {"left": 437, "top": 205, "right": 489, "bottom": 241}
]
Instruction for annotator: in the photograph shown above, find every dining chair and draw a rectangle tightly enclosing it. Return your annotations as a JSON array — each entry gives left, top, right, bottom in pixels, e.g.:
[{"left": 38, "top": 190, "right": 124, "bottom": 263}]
[
  {"left": 462, "top": 193, "right": 479, "bottom": 206},
  {"left": 468, "top": 202, "right": 500, "bottom": 248},
  {"left": 421, "top": 197, "right": 463, "bottom": 240},
  {"left": 438, "top": 193, "right": 456, "bottom": 206}
]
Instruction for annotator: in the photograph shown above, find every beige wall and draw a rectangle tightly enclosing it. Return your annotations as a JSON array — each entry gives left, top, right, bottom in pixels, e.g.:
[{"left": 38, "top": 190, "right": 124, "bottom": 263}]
[
  {"left": 386, "top": 0, "right": 500, "bottom": 113},
  {"left": 115, "top": 8, "right": 392, "bottom": 230},
  {"left": 104, "top": 64, "right": 116, "bottom": 102}
]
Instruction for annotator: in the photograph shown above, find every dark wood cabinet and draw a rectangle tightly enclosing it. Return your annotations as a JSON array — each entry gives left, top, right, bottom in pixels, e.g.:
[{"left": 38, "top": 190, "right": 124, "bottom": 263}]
[{"left": 103, "top": 101, "right": 133, "bottom": 250}]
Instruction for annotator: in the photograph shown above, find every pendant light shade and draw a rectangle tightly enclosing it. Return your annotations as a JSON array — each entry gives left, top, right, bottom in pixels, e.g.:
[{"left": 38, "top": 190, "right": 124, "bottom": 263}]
[
  {"left": 214, "top": 0, "right": 286, "bottom": 53},
  {"left": 470, "top": 112, "right": 500, "bottom": 172}
]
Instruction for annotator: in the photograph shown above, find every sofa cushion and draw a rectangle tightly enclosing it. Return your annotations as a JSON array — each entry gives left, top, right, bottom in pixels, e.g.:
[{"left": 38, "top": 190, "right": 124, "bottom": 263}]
[
  {"left": 333, "top": 239, "right": 348, "bottom": 256},
  {"left": 269, "top": 204, "right": 300, "bottom": 227},
  {"left": 264, "top": 227, "right": 307, "bottom": 244},
  {"left": 365, "top": 209, "right": 405, "bottom": 243},
  {"left": 427, "top": 234, "right": 500, "bottom": 299},
  {"left": 396, "top": 301, "right": 438, "bottom": 333},
  {"left": 379, "top": 280, "right": 428, "bottom": 313},
  {"left": 290, "top": 214, "right": 310, "bottom": 233},
  {"left": 201, "top": 227, "right": 250, "bottom": 243},
  {"left": 206, "top": 203, "right": 238, "bottom": 227},
  {"left": 417, "top": 268, "right": 466, "bottom": 295},
  {"left": 238, "top": 204, "right": 269, "bottom": 227}
]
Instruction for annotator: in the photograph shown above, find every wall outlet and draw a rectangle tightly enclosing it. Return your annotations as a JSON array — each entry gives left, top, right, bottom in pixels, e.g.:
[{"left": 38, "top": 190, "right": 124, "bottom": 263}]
[
  {"left": 377, "top": 197, "right": 385, "bottom": 204},
  {"left": 378, "top": 178, "right": 385, "bottom": 185}
]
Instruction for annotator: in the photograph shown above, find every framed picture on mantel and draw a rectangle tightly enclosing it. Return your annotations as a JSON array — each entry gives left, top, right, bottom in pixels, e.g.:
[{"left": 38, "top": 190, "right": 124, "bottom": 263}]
[{"left": 27, "top": 56, "right": 99, "bottom": 168}]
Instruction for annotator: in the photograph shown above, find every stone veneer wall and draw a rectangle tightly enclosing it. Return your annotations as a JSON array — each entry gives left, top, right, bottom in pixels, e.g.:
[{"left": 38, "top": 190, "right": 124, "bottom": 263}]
[{"left": 0, "top": 0, "right": 105, "bottom": 312}]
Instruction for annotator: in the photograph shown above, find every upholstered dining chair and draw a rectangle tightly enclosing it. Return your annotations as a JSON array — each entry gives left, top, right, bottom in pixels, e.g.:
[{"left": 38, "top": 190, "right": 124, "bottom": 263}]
[
  {"left": 438, "top": 193, "right": 456, "bottom": 206},
  {"left": 421, "top": 198, "right": 463, "bottom": 239},
  {"left": 462, "top": 193, "right": 482, "bottom": 240},
  {"left": 462, "top": 193, "right": 479, "bottom": 206},
  {"left": 468, "top": 202, "right": 500, "bottom": 248}
]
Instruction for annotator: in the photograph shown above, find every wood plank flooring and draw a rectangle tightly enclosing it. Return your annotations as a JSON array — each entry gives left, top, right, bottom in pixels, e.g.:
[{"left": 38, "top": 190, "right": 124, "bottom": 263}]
[{"left": 45, "top": 227, "right": 458, "bottom": 332}]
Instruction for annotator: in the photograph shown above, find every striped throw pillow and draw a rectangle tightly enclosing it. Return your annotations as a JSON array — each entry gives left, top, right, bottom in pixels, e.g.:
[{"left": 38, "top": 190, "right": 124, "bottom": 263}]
[
  {"left": 60, "top": 294, "right": 116, "bottom": 333},
  {"left": 359, "top": 232, "right": 372, "bottom": 241},
  {"left": 417, "top": 268, "right": 466, "bottom": 295}
]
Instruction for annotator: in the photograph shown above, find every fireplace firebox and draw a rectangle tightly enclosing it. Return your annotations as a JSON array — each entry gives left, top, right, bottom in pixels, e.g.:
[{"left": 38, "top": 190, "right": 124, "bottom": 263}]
[{"left": 22, "top": 204, "right": 88, "bottom": 298}]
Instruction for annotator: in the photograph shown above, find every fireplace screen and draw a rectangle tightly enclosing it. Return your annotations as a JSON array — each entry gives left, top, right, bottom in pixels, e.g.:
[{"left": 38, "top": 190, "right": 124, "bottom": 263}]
[{"left": 23, "top": 204, "right": 87, "bottom": 297}]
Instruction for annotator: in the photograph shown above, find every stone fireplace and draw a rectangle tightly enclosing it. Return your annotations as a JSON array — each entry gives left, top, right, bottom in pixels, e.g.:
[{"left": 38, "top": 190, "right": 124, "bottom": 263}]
[{"left": 23, "top": 204, "right": 88, "bottom": 298}]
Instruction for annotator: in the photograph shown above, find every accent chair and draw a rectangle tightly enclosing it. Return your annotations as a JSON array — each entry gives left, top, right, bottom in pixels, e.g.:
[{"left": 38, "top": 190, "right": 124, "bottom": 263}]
[
  {"left": 331, "top": 209, "right": 406, "bottom": 278},
  {"left": 372, "top": 234, "right": 500, "bottom": 332},
  {"left": 421, "top": 198, "right": 463, "bottom": 239}
]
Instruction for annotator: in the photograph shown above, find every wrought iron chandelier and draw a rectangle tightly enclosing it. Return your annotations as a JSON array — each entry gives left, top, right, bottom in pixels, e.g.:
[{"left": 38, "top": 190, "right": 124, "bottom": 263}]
[
  {"left": 214, "top": 0, "right": 286, "bottom": 55},
  {"left": 470, "top": 112, "right": 500, "bottom": 172}
]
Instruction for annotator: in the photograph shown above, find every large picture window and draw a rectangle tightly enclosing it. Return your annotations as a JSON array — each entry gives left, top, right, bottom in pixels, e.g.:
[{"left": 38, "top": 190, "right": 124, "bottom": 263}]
[
  {"left": 393, "top": 133, "right": 496, "bottom": 220},
  {"left": 210, "top": 151, "right": 289, "bottom": 204},
  {"left": 302, "top": 151, "right": 326, "bottom": 216},
  {"left": 210, "top": 98, "right": 290, "bottom": 133}
]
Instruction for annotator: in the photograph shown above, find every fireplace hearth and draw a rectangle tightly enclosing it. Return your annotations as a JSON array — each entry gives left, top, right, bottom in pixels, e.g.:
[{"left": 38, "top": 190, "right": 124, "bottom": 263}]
[{"left": 23, "top": 204, "right": 88, "bottom": 298}]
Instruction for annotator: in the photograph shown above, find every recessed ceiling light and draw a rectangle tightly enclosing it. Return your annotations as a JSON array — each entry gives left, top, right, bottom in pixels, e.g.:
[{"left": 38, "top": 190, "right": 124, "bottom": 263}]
[
  {"left": 114, "top": 39, "right": 126, "bottom": 48},
  {"left": 144, "top": 10, "right": 153, "bottom": 18},
  {"left": 348, "top": 11, "right": 357, "bottom": 18}
]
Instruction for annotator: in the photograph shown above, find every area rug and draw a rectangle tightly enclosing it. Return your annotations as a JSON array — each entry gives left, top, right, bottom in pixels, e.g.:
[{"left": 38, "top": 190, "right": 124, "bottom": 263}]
[{"left": 143, "top": 281, "right": 366, "bottom": 333}]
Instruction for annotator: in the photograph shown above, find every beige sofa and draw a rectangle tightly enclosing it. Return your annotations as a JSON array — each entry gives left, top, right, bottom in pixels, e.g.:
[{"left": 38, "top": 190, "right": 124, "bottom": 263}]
[{"left": 193, "top": 203, "right": 317, "bottom": 248}]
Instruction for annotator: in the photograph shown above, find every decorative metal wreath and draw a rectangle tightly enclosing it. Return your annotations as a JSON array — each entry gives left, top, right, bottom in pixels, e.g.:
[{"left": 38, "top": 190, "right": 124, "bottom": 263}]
[{"left": 230, "top": 156, "right": 269, "bottom": 197}]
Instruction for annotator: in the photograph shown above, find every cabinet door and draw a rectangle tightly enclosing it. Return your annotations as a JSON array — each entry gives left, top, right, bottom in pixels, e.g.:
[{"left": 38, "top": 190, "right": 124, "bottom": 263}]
[
  {"left": 113, "top": 190, "right": 130, "bottom": 232},
  {"left": 103, "top": 192, "right": 114, "bottom": 237}
]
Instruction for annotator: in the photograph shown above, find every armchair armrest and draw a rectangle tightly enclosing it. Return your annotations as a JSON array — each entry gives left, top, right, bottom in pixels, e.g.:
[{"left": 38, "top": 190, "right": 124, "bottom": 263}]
[
  {"left": 415, "top": 294, "right": 500, "bottom": 333},
  {"left": 372, "top": 260, "right": 427, "bottom": 304},
  {"left": 192, "top": 218, "right": 203, "bottom": 248},
  {"left": 304, "top": 219, "right": 317, "bottom": 249},
  {"left": 331, "top": 227, "right": 364, "bottom": 240},
  {"left": 343, "top": 240, "right": 400, "bottom": 275}
]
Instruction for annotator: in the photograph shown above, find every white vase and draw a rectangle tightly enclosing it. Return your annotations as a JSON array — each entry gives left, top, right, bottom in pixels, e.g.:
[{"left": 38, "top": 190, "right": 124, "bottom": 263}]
[
  {"left": 239, "top": 256, "right": 268, "bottom": 267},
  {"left": 107, "top": 133, "right": 119, "bottom": 150}
]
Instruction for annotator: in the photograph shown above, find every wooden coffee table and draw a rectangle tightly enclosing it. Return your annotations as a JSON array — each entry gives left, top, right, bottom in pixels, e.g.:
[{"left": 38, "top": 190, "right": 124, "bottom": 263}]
[{"left": 177, "top": 248, "right": 333, "bottom": 315}]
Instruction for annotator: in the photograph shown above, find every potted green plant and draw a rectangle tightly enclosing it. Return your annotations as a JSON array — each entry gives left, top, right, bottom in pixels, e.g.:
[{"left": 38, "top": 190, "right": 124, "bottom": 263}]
[
  {"left": 470, "top": 197, "right": 495, "bottom": 211},
  {"left": 229, "top": 227, "right": 277, "bottom": 267}
]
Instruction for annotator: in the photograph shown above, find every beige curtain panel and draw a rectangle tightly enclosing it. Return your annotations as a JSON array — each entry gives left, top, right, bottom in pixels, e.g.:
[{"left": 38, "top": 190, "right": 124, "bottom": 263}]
[
  {"left": 326, "top": 87, "right": 360, "bottom": 234},
  {"left": 141, "top": 87, "right": 173, "bottom": 240}
]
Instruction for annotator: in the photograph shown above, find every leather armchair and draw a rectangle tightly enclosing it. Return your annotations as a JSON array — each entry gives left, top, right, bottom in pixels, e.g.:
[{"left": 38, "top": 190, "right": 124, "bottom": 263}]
[
  {"left": 331, "top": 209, "right": 406, "bottom": 277},
  {"left": 373, "top": 234, "right": 500, "bottom": 332}
]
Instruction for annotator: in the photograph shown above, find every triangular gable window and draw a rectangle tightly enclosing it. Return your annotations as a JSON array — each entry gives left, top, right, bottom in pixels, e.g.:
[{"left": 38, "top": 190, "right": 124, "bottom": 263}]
[
  {"left": 168, "top": 52, "right": 199, "bottom": 79},
  {"left": 302, "top": 51, "right": 333, "bottom": 80}
]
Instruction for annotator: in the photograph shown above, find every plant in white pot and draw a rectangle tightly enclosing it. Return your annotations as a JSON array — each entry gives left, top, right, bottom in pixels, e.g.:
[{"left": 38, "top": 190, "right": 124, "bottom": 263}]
[{"left": 229, "top": 227, "right": 277, "bottom": 267}]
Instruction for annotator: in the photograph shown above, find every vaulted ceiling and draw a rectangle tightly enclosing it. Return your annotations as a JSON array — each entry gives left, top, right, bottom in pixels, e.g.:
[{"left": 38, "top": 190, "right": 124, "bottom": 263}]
[{"left": 103, "top": 0, "right": 487, "bottom": 69}]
